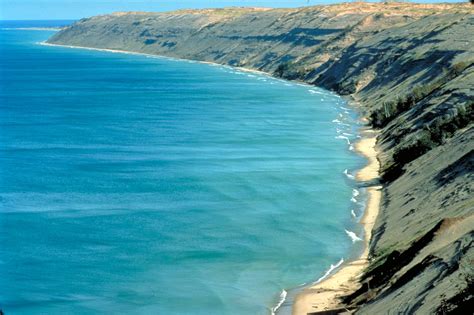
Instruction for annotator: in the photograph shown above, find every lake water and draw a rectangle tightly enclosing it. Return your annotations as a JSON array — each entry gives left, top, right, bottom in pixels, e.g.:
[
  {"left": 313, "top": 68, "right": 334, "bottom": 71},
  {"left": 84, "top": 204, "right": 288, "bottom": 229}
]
[{"left": 0, "top": 22, "right": 365, "bottom": 315}]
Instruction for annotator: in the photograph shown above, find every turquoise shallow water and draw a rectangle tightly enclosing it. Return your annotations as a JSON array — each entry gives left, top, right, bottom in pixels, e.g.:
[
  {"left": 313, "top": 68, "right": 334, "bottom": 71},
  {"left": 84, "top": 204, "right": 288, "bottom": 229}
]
[{"left": 0, "top": 23, "right": 365, "bottom": 315}]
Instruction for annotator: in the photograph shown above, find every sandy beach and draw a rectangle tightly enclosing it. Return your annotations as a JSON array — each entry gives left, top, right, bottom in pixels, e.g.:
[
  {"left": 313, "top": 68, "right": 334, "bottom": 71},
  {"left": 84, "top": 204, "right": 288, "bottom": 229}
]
[{"left": 292, "top": 129, "right": 381, "bottom": 315}]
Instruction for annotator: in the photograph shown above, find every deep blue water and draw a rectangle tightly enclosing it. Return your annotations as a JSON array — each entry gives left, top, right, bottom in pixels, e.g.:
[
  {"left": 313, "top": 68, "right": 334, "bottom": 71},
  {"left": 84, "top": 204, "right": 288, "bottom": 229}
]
[
  {"left": 0, "top": 22, "right": 365, "bottom": 315},
  {"left": 0, "top": 20, "right": 75, "bottom": 29}
]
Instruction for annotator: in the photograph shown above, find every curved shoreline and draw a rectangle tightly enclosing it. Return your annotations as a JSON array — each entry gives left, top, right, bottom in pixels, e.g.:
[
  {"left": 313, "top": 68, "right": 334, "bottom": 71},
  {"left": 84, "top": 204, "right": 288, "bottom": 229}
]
[
  {"left": 39, "top": 42, "right": 276, "bottom": 80},
  {"left": 292, "top": 129, "right": 381, "bottom": 315},
  {"left": 40, "top": 40, "right": 380, "bottom": 315},
  {"left": 41, "top": 6, "right": 474, "bottom": 312},
  {"left": 39, "top": 41, "right": 340, "bottom": 94}
]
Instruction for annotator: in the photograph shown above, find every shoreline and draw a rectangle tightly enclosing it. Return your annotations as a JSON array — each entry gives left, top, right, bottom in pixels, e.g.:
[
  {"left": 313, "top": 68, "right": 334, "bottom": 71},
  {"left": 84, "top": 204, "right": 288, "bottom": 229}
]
[
  {"left": 35, "top": 7, "right": 473, "bottom": 312},
  {"left": 40, "top": 40, "right": 380, "bottom": 315},
  {"left": 40, "top": 42, "right": 341, "bottom": 93},
  {"left": 292, "top": 129, "right": 381, "bottom": 315},
  {"left": 40, "top": 42, "right": 274, "bottom": 77}
]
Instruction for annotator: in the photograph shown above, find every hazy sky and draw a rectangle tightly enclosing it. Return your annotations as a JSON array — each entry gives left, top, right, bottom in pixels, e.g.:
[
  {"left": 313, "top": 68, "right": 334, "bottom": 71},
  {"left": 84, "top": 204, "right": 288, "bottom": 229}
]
[{"left": 0, "top": 0, "right": 463, "bottom": 20}]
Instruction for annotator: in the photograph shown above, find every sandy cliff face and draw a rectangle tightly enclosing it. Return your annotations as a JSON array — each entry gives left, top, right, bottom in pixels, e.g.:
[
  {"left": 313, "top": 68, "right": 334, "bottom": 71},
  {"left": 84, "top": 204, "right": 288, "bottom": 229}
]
[{"left": 48, "top": 3, "right": 473, "bottom": 313}]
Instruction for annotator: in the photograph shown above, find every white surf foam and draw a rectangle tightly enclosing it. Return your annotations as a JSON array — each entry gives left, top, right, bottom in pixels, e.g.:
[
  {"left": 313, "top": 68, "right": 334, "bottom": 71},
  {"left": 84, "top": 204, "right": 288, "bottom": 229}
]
[
  {"left": 344, "top": 169, "right": 355, "bottom": 180},
  {"left": 345, "top": 229, "right": 362, "bottom": 243},
  {"left": 351, "top": 189, "right": 359, "bottom": 202},
  {"left": 332, "top": 118, "right": 350, "bottom": 126},
  {"left": 271, "top": 289, "right": 288, "bottom": 315},
  {"left": 314, "top": 258, "right": 344, "bottom": 284},
  {"left": 351, "top": 209, "right": 357, "bottom": 218},
  {"left": 308, "top": 89, "right": 323, "bottom": 95},
  {"left": 335, "top": 135, "right": 351, "bottom": 145}
]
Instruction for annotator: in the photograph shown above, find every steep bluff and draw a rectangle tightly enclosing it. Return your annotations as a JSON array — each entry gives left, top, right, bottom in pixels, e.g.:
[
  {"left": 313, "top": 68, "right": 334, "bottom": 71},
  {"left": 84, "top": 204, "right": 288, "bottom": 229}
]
[{"left": 48, "top": 3, "right": 474, "bottom": 314}]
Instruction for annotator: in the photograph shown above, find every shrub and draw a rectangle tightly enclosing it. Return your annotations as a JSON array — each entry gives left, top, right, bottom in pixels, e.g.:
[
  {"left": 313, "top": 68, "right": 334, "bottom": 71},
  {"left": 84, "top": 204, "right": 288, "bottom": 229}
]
[
  {"left": 451, "top": 61, "right": 470, "bottom": 75},
  {"left": 370, "top": 79, "right": 448, "bottom": 128},
  {"left": 274, "top": 61, "right": 305, "bottom": 80},
  {"left": 382, "top": 101, "right": 473, "bottom": 182},
  {"left": 275, "top": 62, "right": 290, "bottom": 77},
  {"left": 369, "top": 59, "right": 472, "bottom": 129}
]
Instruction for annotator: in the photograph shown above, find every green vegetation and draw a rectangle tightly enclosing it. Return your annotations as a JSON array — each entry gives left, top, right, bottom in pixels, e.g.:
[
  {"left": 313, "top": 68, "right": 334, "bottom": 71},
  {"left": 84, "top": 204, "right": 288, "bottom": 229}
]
[
  {"left": 275, "top": 61, "right": 306, "bottom": 80},
  {"left": 382, "top": 100, "right": 473, "bottom": 181},
  {"left": 370, "top": 61, "right": 471, "bottom": 128}
]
